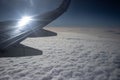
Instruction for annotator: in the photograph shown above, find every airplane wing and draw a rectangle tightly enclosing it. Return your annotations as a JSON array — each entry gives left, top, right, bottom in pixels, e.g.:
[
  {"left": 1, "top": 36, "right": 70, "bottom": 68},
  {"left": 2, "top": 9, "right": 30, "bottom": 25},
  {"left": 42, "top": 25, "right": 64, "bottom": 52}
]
[{"left": 0, "top": 0, "right": 71, "bottom": 50}]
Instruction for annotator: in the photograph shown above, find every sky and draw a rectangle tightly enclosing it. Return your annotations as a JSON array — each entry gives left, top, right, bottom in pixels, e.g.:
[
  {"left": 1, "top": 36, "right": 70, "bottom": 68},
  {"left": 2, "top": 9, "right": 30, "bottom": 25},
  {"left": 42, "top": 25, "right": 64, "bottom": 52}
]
[
  {"left": 50, "top": 0, "right": 120, "bottom": 28},
  {"left": 0, "top": 0, "right": 120, "bottom": 28},
  {"left": 0, "top": 0, "right": 61, "bottom": 20}
]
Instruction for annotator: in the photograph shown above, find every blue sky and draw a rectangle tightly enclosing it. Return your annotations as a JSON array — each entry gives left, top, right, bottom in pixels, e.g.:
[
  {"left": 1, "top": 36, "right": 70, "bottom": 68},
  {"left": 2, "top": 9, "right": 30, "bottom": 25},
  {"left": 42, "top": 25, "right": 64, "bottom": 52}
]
[
  {"left": 0, "top": 0, "right": 120, "bottom": 28},
  {"left": 49, "top": 0, "right": 120, "bottom": 28}
]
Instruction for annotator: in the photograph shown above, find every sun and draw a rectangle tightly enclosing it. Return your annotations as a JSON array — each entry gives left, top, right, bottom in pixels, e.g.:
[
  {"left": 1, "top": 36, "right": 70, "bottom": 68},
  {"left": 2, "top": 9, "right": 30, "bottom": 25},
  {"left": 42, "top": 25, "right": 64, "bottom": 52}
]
[{"left": 18, "top": 16, "right": 32, "bottom": 27}]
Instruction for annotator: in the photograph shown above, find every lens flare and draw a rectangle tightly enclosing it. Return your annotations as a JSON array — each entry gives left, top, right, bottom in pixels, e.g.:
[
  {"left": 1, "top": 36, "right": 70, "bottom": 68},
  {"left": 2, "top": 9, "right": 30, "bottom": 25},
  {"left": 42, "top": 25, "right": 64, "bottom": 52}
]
[{"left": 18, "top": 16, "right": 32, "bottom": 27}]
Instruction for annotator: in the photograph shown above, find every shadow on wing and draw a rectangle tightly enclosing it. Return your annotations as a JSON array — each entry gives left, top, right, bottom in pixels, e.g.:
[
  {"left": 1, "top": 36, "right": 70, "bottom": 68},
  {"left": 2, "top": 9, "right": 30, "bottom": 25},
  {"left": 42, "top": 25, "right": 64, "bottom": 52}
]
[{"left": 0, "top": 44, "right": 43, "bottom": 58}]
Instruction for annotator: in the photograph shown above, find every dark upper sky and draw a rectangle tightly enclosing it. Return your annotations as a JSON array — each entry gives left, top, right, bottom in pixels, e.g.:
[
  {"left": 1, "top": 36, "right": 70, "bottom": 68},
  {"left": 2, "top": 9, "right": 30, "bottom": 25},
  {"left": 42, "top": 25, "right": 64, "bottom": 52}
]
[
  {"left": 0, "top": 0, "right": 120, "bottom": 28},
  {"left": 50, "top": 0, "right": 120, "bottom": 28}
]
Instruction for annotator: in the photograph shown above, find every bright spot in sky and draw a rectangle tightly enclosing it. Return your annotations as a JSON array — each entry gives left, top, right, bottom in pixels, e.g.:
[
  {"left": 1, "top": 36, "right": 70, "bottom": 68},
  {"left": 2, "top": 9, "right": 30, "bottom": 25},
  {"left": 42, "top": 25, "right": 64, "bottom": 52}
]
[{"left": 18, "top": 16, "right": 32, "bottom": 27}]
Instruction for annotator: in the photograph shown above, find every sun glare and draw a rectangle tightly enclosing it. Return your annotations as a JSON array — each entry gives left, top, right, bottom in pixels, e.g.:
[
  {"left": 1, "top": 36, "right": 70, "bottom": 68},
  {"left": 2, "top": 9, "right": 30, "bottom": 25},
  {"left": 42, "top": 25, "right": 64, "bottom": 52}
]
[{"left": 18, "top": 16, "right": 32, "bottom": 27}]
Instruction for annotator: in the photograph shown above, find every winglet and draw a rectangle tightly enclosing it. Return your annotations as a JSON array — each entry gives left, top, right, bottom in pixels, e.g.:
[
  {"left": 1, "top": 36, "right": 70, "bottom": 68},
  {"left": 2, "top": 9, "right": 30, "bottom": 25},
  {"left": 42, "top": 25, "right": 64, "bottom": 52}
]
[
  {"left": 57, "top": 0, "right": 71, "bottom": 12},
  {"left": 40, "top": 0, "right": 71, "bottom": 22}
]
